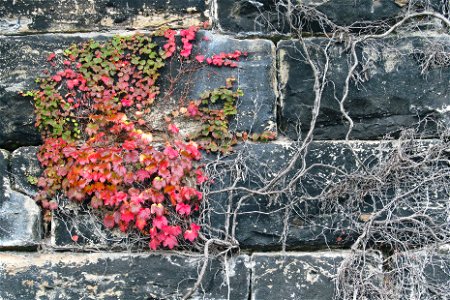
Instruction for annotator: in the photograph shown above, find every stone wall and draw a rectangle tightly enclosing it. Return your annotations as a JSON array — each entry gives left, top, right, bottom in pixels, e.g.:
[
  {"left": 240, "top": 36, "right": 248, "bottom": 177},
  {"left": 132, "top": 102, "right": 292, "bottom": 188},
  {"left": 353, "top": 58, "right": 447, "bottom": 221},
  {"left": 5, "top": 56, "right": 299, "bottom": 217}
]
[{"left": 0, "top": 1, "right": 449, "bottom": 299}]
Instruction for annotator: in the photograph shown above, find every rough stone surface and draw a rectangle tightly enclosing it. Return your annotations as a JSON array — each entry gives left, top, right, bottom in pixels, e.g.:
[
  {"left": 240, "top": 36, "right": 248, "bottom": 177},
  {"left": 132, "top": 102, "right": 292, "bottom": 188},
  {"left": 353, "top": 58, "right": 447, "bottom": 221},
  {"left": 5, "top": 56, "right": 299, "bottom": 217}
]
[
  {"left": 215, "top": 0, "right": 445, "bottom": 35},
  {"left": 0, "top": 252, "right": 250, "bottom": 300},
  {"left": 0, "top": 0, "right": 206, "bottom": 34},
  {"left": 0, "top": 34, "right": 85, "bottom": 150},
  {"left": 10, "top": 146, "right": 41, "bottom": 197},
  {"left": 206, "top": 139, "right": 448, "bottom": 250},
  {"left": 51, "top": 200, "right": 133, "bottom": 249},
  {"left": 0, "top": 149, "right": 41, "bottom": 249},
  {"left": 250, "top": 251, "right": 348, "bottom": 300},
  {"left": 278, "top": 35, "right": 450, "bottom": 140}
]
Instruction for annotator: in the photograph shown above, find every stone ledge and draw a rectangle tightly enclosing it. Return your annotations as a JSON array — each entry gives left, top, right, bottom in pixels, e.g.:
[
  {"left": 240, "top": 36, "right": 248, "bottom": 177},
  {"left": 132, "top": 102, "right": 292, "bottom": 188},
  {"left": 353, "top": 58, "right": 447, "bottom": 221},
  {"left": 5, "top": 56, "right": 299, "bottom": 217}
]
[
  {"left": 0, "top": 0, "right": 206, "bottom": 35},
  {"left": 0, "top": 252, "right": 251, "bottom": 300},
  {"left": 250, "top": 251, "right": 352, "bottom": 300},
  {"left": 214, "top": 0, "right": 445, "bottom": 36}
]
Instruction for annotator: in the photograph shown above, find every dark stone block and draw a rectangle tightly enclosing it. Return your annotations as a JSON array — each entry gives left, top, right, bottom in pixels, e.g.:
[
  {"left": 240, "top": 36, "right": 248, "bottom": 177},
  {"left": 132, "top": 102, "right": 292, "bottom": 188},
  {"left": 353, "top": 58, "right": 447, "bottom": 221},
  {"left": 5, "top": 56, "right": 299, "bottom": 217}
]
[
  {"left": 0, "top": 0, "right": 206, "bottom": 34},
  {"left": 0, "top": 35, "right": 91, "bottom": 150},
  {"left": 157, "top": 31, "right": 277, "bottom": 134},
  {"left": 0, "top": 149, "right": 42, "bottom": 249},
  {"left": 215, "top": 0, "right": 445, "bottom": 35},
  {"left": 0, "top": 32, "right": 276, "bottom": 150},
  {"left": 0, "top": 252, "right": 250, "bottom": 299},
  {"left": 206, "top": 139, "right": 449, "bottom": 250},
  {"left": 278, "top": 35, "right": 450, "bottom": 140},
  {"left": 10, "top": 146, "right": 41, "bottom": 197},
  {"left": 251, "top": 252, "right": 348, "bottom": 300},
  {"left": 206, "top": 141, "right": 385, "bottom": 250}
]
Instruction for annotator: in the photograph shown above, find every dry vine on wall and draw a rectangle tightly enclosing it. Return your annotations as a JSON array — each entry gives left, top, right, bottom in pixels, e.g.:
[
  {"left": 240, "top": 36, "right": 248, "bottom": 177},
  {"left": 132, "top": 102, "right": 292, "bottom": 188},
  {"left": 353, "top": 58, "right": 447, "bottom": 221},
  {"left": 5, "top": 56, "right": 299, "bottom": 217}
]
[{"left": 203, "top": 1, "right": 450, "bottom": 299}]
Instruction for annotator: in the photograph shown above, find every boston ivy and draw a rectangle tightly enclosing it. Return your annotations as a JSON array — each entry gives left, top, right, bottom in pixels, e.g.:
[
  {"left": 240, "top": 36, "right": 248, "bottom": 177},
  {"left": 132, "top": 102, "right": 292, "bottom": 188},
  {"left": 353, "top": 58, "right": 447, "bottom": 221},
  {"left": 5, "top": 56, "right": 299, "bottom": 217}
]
[{"left": 24, "top": 26, "right": 254, "bottom": 250}]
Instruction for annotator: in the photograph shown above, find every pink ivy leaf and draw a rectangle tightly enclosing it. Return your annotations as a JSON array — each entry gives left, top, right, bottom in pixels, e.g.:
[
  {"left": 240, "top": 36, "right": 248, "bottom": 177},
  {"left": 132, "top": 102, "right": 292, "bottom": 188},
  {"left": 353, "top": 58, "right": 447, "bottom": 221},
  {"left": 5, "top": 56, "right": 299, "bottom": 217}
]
[
  {"left": 161, "top": 225, "right": 181, "bottom": 236},
  {"left": 135, "top": 169, "right": 150, "bottom": 181},
  {"left": 161, "top": 234, "right": 178, "bottom": 249},
  {"left": 195, "top": 55, "right": 205, "bottom": 63},
  {"left": 168, "top": 123, "right": 179, "bottom": 135},
  {"left": 163, "top": 146, "right": 179, "bottom": 160},
  {"left": 153, "top": 215, "right": 168, "bottom": 229},
  {"left": 52, "top": 75, "right": 62, "bottom": 82},
  {"left": 176, "top": 203, "right": 191, "bottom": 216},
  {"left": 184, "top": 223, "right": 200, "bottom": 242},
  {"left": 120, "top": 210, "right": 135, "bottom": 223},
  {"left": 149, "top": 238, "right": 160, "bottom": 250},
  {"left": 196, "top": 169, "right": 208, "bottom": 184},
  {"left": 187, "top": 102, "right": 199, "bottom": 116},
  {"left": 152, "top": 177, "right": 166, "bottom": 190},
  {"left": 101, "top": 75, "right": 112, "bottom": 86},
  {"left": 47, "top": 53, "right": 56, "bottom": 61},
  {"left": 151, "top": 203, "right": 165, "bottom": 216},
  {"left": 121, "top": 97, "right": 133, "bottom": 107},
  {"left": 138, "top": 208, "right": 151, "bottom": 220}
]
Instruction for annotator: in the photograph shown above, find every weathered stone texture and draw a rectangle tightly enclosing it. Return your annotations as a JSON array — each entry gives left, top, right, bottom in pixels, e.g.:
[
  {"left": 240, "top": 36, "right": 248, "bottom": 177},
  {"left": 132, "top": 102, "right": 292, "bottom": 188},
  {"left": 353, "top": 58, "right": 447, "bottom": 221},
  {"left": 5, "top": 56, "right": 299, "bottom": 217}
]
[
  {"left": 0, "top": 34, "right": 83, "bottom": 150},
  {"left": 215, "top": 0, "right": 445, "bottom": 35},
  {"left": 278, "top": 35, "right": 450, "bottom": 140},
  {"left": 251, "top": 251, "right": 347, "bottom": 300},
  {"left": 387, "top": 247, "right": 450, "bottom": 299},
  {"left": 10, "top": 146, "right": 41, "bottom": 197},
  {"left": 176, "top": 31, "right": 277, "bottom": 134},
  {"left": 0, "top": 149, "right": 41, "bottom": 249},
  {"left": 206, "top": 141, "right": 382, "bottom": 250},
  {"left": 0, "top": 0, "right": 206, "bottom": 34},
  {"left": 0, "top": 252, "right": 250, "bottom": 300}
]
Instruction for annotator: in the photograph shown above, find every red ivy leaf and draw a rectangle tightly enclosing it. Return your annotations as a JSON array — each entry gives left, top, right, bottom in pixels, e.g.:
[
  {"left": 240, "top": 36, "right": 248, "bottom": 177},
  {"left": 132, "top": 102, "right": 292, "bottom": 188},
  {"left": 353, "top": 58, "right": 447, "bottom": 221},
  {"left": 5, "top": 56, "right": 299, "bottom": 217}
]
[
  {"left": 123, "top": 140, "right": 137, "bottom": 151},
  {"left": 47, "top": 53, "right": 56, "bottom": 61},
  {"left": 120, "top": 210, "right": 135, "bottom": 223},
  {"left": 103, "top": 214, "right": 115, "bottom": 228},
  {"left": 135, "top": 217, "right": 147, "bottom": 231}
]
